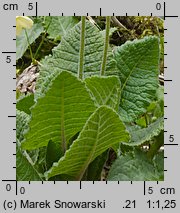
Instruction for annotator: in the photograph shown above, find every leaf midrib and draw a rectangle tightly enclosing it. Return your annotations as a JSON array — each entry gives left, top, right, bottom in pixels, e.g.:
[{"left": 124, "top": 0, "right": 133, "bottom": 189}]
[
  {"left": 75, "top": 115, "right": 100, "bottom": 180},
  {"left": 61, "top": 79, "right": 66, "bottom": 153}
]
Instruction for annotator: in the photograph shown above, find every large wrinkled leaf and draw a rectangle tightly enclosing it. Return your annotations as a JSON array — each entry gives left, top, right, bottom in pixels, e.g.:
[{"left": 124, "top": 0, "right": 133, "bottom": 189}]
[
  {"left": 108, "top": 149, "right": 164, "bottom": 181},
  {"left": 36, "top": 20, "right": 116, "bottom": 98},
  {"left": 114, "top": 36, "right": 159, "bottom": 122},
  {"left": 21, "top": 71, "right": 96, "bottom": 153},
  {"left": 45, "top": 106, "right": 130, "bottom": 180},
  {"left": 85, "top": 76, "right": 121, "bottom": 111},
  {"left": 16, "top": 110, "right": 30, "bottom": 142},
  {"left": 17, "top": 142, "right": 42, "bottom": 181},
  {"left": 45, "top": 16, "right": 79, "bottom": 40},
  {"left": 16, "top": 23, "right": 44, "bottom": 60},
  {"left": 126, "top": 117, "right": 164, "bottom": 146}
]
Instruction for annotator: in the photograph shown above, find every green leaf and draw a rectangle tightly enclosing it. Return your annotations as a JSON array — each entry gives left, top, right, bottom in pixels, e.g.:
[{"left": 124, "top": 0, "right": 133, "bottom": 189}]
[
  {"left": 21, "top": 71, "right": 96, "bottom": 153},
  {"left": 45, "top": 16, "right": 79, "bottom": 40},
  {"left": 16, "top": 110, "right": 40, "bottom": 170},
  {"left": 85, "top": 76, "right": 121, "bottom": 111},
  {"left": 16, "top": 23, "right": 44, "bottom": 60},
  {"left": 16, "top": 110, "right": 30, "bottom": 142},
  {"left": 45, "top": 106, "right": 130, "bottom": 180},
  {"left": 36, "top": 20, "right": 116, "bottom": 98},
  {"left": 108, "top": 149, "right": 163, "bottom": 181},
  {"left": 16, "top": 94, "right": 35, "bottom": 115},
  {"left": 126, "top": 117, "right": 164, "bottom": 146},
  {"left": 16, "top": 142, "right": 42, "bottom": 181},
  {"left": 154, "top": 151, "right": 164, "bottom": 178},
  {"left": 114, "top": 36, "right": 159, "bottom": 122}
]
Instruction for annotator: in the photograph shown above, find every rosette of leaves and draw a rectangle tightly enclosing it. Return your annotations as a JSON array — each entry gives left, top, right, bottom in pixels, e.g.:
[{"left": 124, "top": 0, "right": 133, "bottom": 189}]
[{"left": 16, "top": 16, "right": 164, "bottom": 181}]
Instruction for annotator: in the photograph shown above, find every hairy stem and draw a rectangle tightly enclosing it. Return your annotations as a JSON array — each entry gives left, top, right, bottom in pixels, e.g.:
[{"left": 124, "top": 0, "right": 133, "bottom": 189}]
[
  {"left": 100, "top": 16, "right": 111, "bottom": 76},
  {"left": 78, "top": 16, "right": 86, "bottom": 80}
]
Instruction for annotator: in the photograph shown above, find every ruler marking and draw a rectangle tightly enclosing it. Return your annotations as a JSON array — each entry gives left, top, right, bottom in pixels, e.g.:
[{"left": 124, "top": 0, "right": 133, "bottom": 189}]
[
  {"left": 164, "top": 2, "right": 166, "bottom": 20},
  {"left": 2, "top": 52, "right": 16, "bottom": 54},
  {"left": 165, "top": 15, "right": 178, "bottom": 18},
  {"left": 143, "top": 181, "right": 146, "bottom": 195},
  {"left": 15, "top": 181, "right": 18, "bottom": 196},
  {"left": 164, "top": 79, "right": 172, "bottom": 82},
  {"left": 36, "top": 2, "right": 38, "bottom": 17},
  {"left": 164, "top": 144, "right": 178, "bottom": 146}
]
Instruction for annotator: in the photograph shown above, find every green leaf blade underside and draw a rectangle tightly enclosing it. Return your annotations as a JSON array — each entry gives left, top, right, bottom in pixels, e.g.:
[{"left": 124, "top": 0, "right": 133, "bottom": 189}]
[
  {"left": 16, "top": 110, "right": 30, "bottom": 142},
  {"left": 115, "top": 36, "right": 159, "bottom": 122},
  {"left": 36, "top": 20, "right": 116, "bottom": 99},
  {"left": 108, "top": 149, "right": 164, "bottom": 181},
  {"left": 16, "top": 23, "right": 44, "bottom": 60},
  {"left": 21, "top": 71, "right": 96, "bottom": 152},
  {"left": 126, "top": 117, "right": 164, "bottom": 146},
  {"left": 16, "top": 142, "right": 42, "bottom": 181},
  {"left": 85, "top": 76, "right": 121, "bottom": 111},
  {"left": 45, "top": 106, "right": 130, "bottom": 180},
  {"left": 45, "top": 16, "right": 79, "bottom": 40}
]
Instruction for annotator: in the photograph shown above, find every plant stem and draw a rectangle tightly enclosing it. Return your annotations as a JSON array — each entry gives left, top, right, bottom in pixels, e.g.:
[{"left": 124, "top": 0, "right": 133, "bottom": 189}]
[
  {"left": 100, "top": 16, "right": 111, "bottom": 76},
  {"left": 78, "top": 16, "right": 86, "bottom": 80},
  {"left": 34, "top": 17, "right": 52, "bottom": 60},
  {"left": 24, "top": 29, "right": 35, "bottom": 64}
]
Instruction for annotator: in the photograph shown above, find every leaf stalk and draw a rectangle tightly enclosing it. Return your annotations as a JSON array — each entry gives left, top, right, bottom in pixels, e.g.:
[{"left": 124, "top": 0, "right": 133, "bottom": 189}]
[
  {"left": 78, "top": 16, "right": 86, "bottom": 80},
  {"left": 100, "top": 16, "right": 111, "bottom": 76}
]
